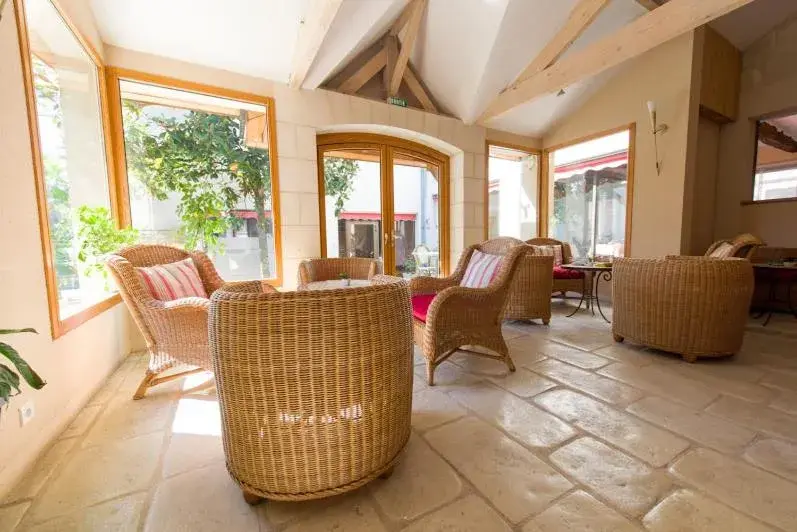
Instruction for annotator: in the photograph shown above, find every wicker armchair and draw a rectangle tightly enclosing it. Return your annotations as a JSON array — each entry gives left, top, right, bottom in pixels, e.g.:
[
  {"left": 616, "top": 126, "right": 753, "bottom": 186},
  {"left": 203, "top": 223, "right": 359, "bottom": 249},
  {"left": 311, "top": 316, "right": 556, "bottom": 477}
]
[
  {"left": 209, "top": 276, "right": 412, "bottom": 504},
  {"left": 706, "top": 233, "right": 764, "bottom": 259},
  {"left": 410, "top": 243, "right": 529, "bottom": 385},
  {"left": 106, "top": 244, "right": 234, "bottom": 399},
  {"left": 612, "top": 256, "right": 754, "bottom": 362},
  {"left": 297, "top": 257, "right": 378, "bottom": 287},
  {"left": 526, "top": 237, "right": 584, "bottom": 297},
  {"left": 482, "top": 237, "right": 554, "bottom": 323}
]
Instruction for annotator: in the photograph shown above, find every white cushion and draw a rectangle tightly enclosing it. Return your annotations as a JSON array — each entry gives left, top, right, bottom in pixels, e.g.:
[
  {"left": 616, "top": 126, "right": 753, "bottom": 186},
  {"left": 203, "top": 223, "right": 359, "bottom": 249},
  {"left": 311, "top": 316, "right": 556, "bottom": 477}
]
[{"left": 460, "top": 250, "right": 503, "bottom": 288}]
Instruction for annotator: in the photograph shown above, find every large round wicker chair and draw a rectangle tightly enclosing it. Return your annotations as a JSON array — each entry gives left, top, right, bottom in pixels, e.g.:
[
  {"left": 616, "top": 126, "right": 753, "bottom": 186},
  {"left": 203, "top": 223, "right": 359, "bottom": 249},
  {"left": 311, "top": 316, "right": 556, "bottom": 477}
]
[
  {"left": 612, "top": 256, "right": 754, "bottom": 362},
  {"left": 481, "top": 237, "right": 554, "bottom": 323},
  {"left": 209, "top": 277, "right": 413, "bottom": 504}
]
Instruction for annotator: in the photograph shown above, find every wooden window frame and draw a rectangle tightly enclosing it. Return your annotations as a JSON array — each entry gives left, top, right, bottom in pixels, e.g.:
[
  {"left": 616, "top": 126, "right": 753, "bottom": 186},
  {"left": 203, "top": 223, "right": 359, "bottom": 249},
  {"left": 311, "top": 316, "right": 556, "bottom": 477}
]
[
  {"left": 316, "top": 133, "right": 451, "bottom": 277},
  {"left": 540, "top": 123, "right": 636, "bottom": 256},
  {"left": 748, "top": 115, "right": 797, "bottom": 205},
  {"left": 483, "top": 141, "right": 543, "bottom": 241},
  {"left": 14, "top": 0, "right": 122, "bottom": 339},
  {"left": 105, "top": 68, "right": 284, "bottom": 287}
]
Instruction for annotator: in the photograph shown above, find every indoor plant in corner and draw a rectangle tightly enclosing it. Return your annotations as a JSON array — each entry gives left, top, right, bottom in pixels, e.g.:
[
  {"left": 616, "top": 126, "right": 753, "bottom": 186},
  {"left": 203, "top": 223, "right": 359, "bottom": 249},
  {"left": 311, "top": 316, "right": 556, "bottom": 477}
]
[{"left": 0, "top": 328, "right": 46, "bottom": 421}]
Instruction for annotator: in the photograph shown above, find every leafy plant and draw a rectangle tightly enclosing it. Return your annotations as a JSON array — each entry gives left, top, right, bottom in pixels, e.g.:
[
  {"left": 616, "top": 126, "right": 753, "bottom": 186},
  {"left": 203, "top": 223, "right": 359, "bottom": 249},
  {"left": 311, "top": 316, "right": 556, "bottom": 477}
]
[
  {"left": 76, "top": 206, "right": 139, "bottom": 279},
  {"left": 338, "top": 272, "right": 350, "bottom": 280},
  {"left": 0, "top": 329, "right": 45, "bottom": 404}
]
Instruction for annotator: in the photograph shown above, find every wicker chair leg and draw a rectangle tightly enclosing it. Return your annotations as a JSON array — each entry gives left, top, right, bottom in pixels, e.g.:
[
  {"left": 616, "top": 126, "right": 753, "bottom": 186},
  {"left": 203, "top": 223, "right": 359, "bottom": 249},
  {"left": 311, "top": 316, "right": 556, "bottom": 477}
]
[
  {"left": 613, "top": 334, "right": 624, "bottom": 343},
  {"left": 132, "top": 372, "right": 156, "bottom": 400},
  {"left": 426, "top": 362, "right": 435, "bottom": 387},
  {"left": 682, "top": 353, "right": 698, "bottom": 363},
  {"left": 242, "top": 489, "right": 265, "bottom": 506},
  {"left": 504, "top": 354, "right": 516, "bottom": 373},
  {"left": 542, "top": 318, "right": 550, "bottom": 325}
]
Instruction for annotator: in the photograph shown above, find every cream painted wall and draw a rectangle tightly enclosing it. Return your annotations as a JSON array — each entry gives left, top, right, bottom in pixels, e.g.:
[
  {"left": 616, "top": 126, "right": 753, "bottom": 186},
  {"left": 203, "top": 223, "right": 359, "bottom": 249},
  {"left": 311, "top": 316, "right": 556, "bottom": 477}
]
[
  {"left": 105, "top": 46, "right": 489, "bottom": 289},
  {"left": 543, "top": 33, "right": 697, "bottom": 258},
  {"left": 0, "top": 2, "right": 135, "bottom": 497},
  {"left": 715, "top": 15, "right": 797, "bottom": 247}
]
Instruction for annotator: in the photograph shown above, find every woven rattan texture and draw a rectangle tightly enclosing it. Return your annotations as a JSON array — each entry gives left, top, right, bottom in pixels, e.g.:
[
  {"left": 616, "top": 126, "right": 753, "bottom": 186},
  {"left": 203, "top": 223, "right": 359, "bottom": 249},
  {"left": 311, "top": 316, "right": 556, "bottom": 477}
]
[{"left": 209, "top": 276, "right": 413, "bottom": 501}]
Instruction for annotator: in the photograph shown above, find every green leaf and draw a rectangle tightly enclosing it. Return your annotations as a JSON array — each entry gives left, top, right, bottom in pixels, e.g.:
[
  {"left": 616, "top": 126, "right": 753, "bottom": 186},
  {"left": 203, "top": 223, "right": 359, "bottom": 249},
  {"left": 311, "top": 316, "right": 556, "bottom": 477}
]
[
  {"left": 0, "top": 364, "right": 21, "bottom": 395},
  {"left": 0, "top": 381, "right": 11, "bottom": 404},
  {"left": 0, "top": 342, "right": 45, "bottom": 390},
  {"left": 0, "top": 328, "right": 37, "bottom": 335}
]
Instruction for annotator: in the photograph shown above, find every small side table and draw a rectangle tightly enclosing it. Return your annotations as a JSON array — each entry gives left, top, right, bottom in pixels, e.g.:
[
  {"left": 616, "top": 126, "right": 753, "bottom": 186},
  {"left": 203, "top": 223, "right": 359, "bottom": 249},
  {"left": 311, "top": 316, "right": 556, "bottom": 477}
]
[
  {"left": 561, "top": 264, "right": 613, "bottom": 323},
  {"left": 752, "top": 263, "right": 797, "bottom": 326}
]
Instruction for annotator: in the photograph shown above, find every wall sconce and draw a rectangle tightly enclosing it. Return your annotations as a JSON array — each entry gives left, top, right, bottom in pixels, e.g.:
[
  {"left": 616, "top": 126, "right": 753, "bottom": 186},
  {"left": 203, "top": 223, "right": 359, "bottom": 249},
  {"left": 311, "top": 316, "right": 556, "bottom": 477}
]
[{"left": 647, "top": 101, "right": 668, "bottom": 175}]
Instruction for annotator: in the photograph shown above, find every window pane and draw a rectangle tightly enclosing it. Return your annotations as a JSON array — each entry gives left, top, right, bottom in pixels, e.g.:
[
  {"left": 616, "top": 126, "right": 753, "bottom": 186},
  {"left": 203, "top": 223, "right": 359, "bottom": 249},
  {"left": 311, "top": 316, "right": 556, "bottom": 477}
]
[
  {"left": 754, "top": 115, "right": 797, "bottom": 201},
  {"left": 488, "top": 145, "right": 538, "bottom": 239},
  {"left": 549, "top": 130, "right": 630, "bottom": 259},
  {"left": 119, "top": 80, "right": 277, "bottom": 281},
  {"left": 322, "top": 150, "right": 382, "bottom": 263},
  {"left": 25, "top": 0, "right": 112, "bottom": 319},
  {"left": 393, "top": 153, "right": 441, "bottom": 278}
]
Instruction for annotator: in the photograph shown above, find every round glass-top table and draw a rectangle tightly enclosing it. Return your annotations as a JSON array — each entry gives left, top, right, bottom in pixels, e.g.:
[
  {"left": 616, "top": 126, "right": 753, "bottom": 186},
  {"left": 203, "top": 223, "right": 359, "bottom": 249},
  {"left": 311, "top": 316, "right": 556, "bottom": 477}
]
[
  {"left": 298, "top": 279, "right": 371, "bottom": 291},
  {"left": 561, "top": 263, "right": 613, "bottom": 323}
]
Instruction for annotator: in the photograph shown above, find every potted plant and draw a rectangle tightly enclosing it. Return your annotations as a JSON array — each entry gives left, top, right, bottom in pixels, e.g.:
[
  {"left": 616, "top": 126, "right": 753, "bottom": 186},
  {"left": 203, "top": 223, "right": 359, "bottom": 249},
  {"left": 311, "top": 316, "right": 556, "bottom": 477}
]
[
  {"left": 338, "top": 272, "right": 351, "bottom": 287},
  {"left": 0, "top": 328, "right": 46, "bottom": 419}
]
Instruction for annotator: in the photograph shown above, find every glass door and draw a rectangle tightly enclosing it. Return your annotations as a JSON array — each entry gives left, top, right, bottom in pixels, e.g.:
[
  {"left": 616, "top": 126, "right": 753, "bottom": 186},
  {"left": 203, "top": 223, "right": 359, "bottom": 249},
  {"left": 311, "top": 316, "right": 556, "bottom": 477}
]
[
  {"left": 320, "top": 148, "right": 385, "bottom": 265},
  {"left": 317, "top": 134, "right": 449, "bottom": 277},
  {"left": 391, "top": 150, "right": 442, "bottom": 278}
]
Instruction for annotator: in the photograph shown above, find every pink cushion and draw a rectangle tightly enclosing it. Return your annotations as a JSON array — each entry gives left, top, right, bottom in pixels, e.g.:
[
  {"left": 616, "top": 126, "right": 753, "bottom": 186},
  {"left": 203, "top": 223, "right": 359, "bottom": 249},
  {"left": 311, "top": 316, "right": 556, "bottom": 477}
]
[
  {"left": 137, "top": 258, "right": 208, "bottom": 301},
  {"left": 553, "top": 266, "right": 584, "bottom": 280},
  {"left": 460, "top": 250, "right": 503, "bottom": 288},
  {"left": 411, "top": 294, "right": 436, "bottom": 322}
]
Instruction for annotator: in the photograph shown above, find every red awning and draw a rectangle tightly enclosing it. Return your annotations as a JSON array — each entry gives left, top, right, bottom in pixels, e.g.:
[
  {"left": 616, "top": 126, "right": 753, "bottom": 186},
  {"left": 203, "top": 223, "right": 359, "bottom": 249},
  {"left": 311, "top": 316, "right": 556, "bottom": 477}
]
[
  {"left": 231, "top": 209, "right": 272, "bottom": 219},
  {"left": 554, "top": 151, "right": 628, "bottom": 177},
  {"left": 339, "top": 211, "right": 416, "bottom": 221}
]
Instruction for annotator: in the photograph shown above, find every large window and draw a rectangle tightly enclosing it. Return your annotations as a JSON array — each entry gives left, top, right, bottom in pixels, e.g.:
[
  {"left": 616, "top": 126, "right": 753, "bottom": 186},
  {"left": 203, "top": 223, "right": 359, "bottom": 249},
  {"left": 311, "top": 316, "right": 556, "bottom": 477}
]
[
  {"left": 545, "top": 126, "right": 634, "bottom": 259},
  {"left": 109, "top": 72, "right": 282, "bottom": 285},
  {"left": 317, "top": 134, "right": 449, "bottom": 278},
  {"left": 754, "top": 113, "right": 797, "bottom": 202},
  {"left": 487, "top": 144, "right": 540, "bottom": 240},
  {"left": 16, "top": 0, "right": 117, "bottom": 337}
]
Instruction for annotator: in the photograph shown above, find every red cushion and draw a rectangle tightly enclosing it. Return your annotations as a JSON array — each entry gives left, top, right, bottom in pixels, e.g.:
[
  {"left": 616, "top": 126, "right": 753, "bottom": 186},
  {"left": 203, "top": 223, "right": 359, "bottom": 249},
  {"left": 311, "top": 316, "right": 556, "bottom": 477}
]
[
  {"left": 411, "top": 294, "right": 436, "bottom": 322},
  {"left": 553, "top": 266, "right": 584, "bottom": 280}
]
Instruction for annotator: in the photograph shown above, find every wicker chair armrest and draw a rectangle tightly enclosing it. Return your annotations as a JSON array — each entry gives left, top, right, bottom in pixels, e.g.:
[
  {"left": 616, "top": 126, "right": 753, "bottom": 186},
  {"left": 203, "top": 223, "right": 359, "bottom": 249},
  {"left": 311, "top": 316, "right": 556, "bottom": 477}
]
[
  {"left": 409, "top": 275, "right": 458, "bottom": 295},
  {"left": 141, "top": 297, "right": 210, "bottom": 344},
  {"left": 219, "top": 280, "right": 279, "bottom": 294},
  {"left": 425, "top": 285, "right": 503, "bottom": 330},
  {"left": 189, "top": 251, "right": 225, "bottom": 294}
]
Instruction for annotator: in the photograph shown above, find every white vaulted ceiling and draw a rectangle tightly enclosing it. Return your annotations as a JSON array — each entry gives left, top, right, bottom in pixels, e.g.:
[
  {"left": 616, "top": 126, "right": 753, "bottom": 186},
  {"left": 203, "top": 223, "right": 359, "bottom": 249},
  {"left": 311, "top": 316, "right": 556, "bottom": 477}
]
[{"left": 90, "top": 0, "right": 793, "bottom": 138}]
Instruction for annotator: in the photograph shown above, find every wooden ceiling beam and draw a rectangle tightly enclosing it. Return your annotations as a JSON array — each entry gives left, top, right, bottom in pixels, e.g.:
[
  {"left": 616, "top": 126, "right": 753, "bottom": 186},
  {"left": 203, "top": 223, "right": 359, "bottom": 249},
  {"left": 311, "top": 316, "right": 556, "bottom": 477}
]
[
  {"left": 338, "top": 48, "right": 387, "bottom": 94},
  {"left": 404, "top": 63, "right": 438, "bottom": 113},
  {"left": 289, "top": 0, "right": 344, "bottom": 89},
  {"left": 388, "top": 0, "right": 426, "bottom": 96},
  {"left": 478, "top": 0, "right": 754, "bottom": 122},
  {"left": 511, "top": 0, "right": 611, "bottom": 87}
]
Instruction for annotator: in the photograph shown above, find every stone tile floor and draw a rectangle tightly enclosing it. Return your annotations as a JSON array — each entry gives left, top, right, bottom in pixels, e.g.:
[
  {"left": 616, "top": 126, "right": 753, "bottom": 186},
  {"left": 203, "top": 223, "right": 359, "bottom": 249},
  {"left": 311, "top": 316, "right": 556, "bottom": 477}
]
[{"left": 2, "top": 303, "right": 797, "bottom": 531}]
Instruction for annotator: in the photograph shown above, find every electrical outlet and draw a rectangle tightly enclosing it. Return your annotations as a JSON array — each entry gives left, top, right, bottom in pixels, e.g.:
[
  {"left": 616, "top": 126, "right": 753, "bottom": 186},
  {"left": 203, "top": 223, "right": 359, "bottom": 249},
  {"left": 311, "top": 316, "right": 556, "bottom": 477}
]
[{"left": 18, "top": 401, "right": 34, "bottom": 427}]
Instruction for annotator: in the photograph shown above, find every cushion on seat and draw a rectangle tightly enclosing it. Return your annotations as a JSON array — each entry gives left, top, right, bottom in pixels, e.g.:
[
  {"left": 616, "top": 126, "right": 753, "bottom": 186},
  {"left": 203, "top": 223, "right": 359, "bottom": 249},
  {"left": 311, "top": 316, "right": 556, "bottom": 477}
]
[
  {"left": 553, "top": 266, "right": 584, "bottom": 280},
  {"left": 709, "top": 242, "right": 735, "bottom": 258},
  {"left": 532, "top": 245, "right": 563, "bottom": 266},
  {"left": 460, "top": 250, "right": 503, "bottom": 288},
  {"left": 137, "top": 258, "right": 208, "bottom": 301},
  {"left": 411, "top": 293, "right": 436, "bottom": 322}
]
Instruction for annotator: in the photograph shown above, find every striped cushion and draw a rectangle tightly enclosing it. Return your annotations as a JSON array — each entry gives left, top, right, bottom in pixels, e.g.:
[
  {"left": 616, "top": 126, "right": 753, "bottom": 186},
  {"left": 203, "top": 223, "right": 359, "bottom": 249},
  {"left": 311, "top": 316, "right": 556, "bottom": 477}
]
[
  {"left": 136, "top": 258, "right": 208, "bottom": 301},
  {"left": 532, "top": 245, "right": 563, "bottom": 266},
  {"left": 460, "top": 250, "right": 503, "bottom": 288},
  {"left": 709, "top": 242, "right": 735, "bottom": 258}
]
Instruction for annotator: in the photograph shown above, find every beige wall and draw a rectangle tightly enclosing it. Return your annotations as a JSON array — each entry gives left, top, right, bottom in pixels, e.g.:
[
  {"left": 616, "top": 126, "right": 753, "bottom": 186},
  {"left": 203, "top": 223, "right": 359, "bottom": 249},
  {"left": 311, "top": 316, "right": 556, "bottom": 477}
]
[
  {"left": 715, "top": 15, "right": 797, "bottom": 247},
  {"left": 0, "top": 2, "right": 135, "bottom": 496},
  {"left": 543, "top": 33, "right": 697, "bottom": 258},
  {"left": 105, "top": 46, "right": 489, "bottom": 288}
]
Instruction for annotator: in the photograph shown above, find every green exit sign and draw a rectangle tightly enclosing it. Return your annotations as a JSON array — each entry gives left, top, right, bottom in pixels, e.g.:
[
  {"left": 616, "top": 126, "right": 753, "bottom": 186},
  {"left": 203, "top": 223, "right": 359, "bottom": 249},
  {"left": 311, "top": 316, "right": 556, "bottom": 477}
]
[{"left": 387, "top": 96, "right": 407, "bottom": 107}]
